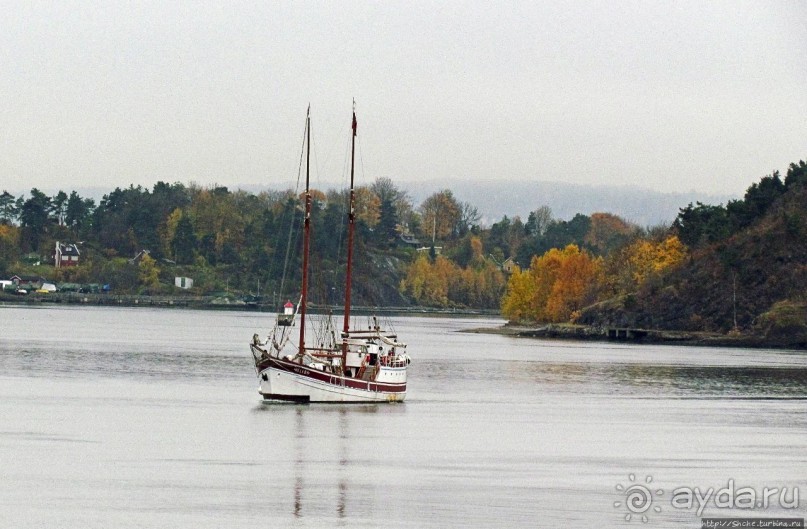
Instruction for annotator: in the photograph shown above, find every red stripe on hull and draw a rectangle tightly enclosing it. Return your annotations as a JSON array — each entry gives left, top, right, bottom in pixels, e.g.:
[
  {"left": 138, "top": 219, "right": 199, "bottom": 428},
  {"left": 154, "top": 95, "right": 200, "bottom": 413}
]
[{"left": 258, "top": 355, "right": 406, "bottom": 394}]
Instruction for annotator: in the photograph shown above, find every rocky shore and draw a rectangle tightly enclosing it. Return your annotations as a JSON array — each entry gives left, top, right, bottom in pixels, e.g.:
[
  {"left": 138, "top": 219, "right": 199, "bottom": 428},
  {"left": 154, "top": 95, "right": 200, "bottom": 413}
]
[{"left": 464, "top": 322, "right": 807, "bottom": 350}]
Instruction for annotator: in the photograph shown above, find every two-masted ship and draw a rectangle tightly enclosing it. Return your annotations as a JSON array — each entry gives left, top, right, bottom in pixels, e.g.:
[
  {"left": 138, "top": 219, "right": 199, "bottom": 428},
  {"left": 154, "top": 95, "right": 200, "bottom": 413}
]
[{"left": 249, "top": 106, "right": 410, "bottom": 403}]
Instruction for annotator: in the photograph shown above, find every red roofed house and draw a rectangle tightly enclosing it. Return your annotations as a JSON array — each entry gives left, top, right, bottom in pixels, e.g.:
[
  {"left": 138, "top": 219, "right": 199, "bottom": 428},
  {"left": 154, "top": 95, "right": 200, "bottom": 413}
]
[{"left": 54, "top": 241, "right": 80, "bottom": 268}]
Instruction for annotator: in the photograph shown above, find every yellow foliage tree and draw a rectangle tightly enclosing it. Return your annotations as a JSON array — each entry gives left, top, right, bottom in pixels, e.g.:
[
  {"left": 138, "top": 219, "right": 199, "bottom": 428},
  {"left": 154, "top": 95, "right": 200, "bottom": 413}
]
[
  {"left": 400, "top": 254, "right": 449, "bottom": 306},
  {"left": 189, "top": 187, "right": 246, "bottom": 260},
  {"left": 500, "top": 265, "right": 535, "bottom": 321},
  {"left": 162, "top": 208, "right": 183, "bottom": 257},
  {"left": 469, "top": 236, "right": 484, "bottom": 266},
  {"left": 354, "top": 186, "right": 381, "bottom": 228},
  {"left": 501, "top": 244, "right": 602, "bottom": 323},
  {"left": 655, "top": 235, "right": 687, "bottom": 271},
  {"left": 138, "top": 253, "right": 161, "bottom": 291},
  {"left": 401, "top": 252, "right": 505, "bottom": 308},
  {"left": 626, "top": 235, "right": 686, "bottom": 286}
]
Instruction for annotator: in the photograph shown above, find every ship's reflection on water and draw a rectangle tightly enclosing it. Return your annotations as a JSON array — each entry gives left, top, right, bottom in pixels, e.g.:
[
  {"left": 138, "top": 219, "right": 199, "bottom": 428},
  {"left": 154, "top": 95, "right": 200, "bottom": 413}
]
[{"left": 252, "top": 403, "right": 386, "bottom": 521}]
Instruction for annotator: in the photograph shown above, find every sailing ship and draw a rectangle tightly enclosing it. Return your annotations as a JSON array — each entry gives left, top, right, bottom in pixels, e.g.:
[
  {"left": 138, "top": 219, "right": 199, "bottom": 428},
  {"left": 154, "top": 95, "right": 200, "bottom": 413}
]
[{"left": 249, "top": 105, "right": 410, "bottom": 403}]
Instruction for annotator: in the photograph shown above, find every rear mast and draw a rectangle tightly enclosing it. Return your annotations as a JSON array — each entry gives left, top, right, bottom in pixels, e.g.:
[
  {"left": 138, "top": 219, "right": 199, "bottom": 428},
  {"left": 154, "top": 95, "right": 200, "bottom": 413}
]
[
  {"left": 299, "top": 106, "right": 312, "bottom": 362},
  {"left": 342, "top": 102, "right": 357, "bottom": 367}
]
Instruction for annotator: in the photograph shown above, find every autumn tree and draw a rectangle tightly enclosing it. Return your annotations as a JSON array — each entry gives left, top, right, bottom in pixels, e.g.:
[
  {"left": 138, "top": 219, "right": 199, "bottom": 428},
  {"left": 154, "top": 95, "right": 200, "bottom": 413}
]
[
  {"left": 501, "top": 244, "right": 602, "bottom": 323},
  {"left": 418, "top": 190, "right": 461, "bottom": 242},
  {"left": 544, "top": 246, "right": 603, "bottom": 321},
  {"left": 500, "top": 265, "right": 534, "bottom": 321},
  {"left": 189, "top": 186, "right": 248, "bottom": 265},
  {"left": 602, "top": 235, "right": 687, "bottom": 296},
  {"left": 354, "top": 186, "right": 380, "bottom": 228},
  {"left": 138, "top": 253, "right": 161, "bottom": 292},
  {"left": 584, "top": 213, "right": 637, "bottom": 255},
  {"left": 626, "top": 235, "right": 686, "bottom": 286},
  {"left": 400, "top": 254, "right": 450, "bottom": 306},
  {"left": 400, "top": 251, "right": 505, "bottom": 308}
]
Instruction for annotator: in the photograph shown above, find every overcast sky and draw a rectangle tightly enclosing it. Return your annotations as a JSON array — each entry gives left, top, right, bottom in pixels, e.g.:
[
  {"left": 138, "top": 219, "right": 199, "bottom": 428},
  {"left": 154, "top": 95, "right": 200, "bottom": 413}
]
[{"left": 1, "top": 1, "right": 805, "bottom": 198}]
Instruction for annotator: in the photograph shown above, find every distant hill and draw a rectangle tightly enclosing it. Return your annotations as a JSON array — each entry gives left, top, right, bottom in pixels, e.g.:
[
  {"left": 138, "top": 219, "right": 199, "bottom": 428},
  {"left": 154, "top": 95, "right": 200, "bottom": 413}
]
[{"left": 422, "top": 180, "right": 735, "bottom": 227}]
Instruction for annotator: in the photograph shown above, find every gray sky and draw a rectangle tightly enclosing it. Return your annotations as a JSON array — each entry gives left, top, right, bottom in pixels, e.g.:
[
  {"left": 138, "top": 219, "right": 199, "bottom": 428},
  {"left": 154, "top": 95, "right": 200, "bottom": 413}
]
[{"left": 1, "top": 1, "right": 805, "bottom": 197}]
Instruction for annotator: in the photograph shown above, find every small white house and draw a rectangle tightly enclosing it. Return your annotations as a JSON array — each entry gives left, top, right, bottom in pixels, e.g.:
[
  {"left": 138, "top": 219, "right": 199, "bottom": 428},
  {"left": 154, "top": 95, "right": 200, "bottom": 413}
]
[{"left": 175, "top": 277, "right": 193, "bottom": 289}]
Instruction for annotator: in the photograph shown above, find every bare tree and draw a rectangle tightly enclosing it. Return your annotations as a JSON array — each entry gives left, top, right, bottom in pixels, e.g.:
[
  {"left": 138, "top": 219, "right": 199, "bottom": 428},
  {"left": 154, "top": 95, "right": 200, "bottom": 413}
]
[
  {"left": 458, "top": 201, "right": 481, "bottom": 236},
  {"left": 526, "top": 206, "right": 553, "bottom": 237}
]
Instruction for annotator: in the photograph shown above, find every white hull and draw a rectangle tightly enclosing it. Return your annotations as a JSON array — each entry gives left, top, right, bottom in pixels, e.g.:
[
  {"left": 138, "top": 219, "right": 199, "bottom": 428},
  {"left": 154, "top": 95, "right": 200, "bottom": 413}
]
[{"left": 258, "top": 362, "right": 407, "bottom": 403}]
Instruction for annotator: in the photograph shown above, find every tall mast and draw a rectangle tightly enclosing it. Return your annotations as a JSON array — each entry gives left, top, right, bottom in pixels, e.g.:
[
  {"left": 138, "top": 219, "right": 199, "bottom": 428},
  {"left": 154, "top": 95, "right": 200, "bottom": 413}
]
[
  {"left": 342, "top": 103, "right": 357, "bottom": 351},
  {"left": 299, "top": 106, "right": 312, "bottom": 360}
]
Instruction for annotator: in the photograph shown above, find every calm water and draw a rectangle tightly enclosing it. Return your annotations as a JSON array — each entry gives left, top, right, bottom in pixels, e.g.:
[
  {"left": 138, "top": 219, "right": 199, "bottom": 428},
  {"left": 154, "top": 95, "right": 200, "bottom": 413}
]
[{"left": 1, "top": 305, "right": 805, "bottom": 528}]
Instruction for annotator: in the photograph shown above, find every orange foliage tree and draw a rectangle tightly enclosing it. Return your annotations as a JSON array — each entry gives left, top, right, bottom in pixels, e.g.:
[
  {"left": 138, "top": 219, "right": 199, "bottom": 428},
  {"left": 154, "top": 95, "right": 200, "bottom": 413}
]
[
  {"left": 501, "top": 244, "right": 603, "bottom": 323},
  {"left": 584, "top": 213, "right": 637, "bottom": 254},
  {"left": 418, "top": 190, "right": 461, "bottom": 241}
]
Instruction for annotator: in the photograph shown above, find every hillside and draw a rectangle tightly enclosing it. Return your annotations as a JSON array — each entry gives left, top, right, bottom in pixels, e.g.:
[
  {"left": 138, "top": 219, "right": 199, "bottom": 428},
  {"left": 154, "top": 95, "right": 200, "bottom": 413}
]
[{"left": 579, "top": 162, "right": 807, "bottom": 347}]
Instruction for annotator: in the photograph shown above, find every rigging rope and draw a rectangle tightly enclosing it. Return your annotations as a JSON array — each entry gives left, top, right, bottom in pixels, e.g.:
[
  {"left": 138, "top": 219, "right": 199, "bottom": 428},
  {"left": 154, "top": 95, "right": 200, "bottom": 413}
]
[{"left": 277, "top": 117, "right": 309, "bottom": 304}]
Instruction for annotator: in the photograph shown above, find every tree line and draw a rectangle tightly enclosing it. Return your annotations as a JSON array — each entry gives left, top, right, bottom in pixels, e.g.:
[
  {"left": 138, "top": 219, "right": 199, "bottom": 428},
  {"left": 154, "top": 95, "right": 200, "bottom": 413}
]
[
  {"left": 2, "top": 159, "right": 804, "bottom": 326},
  {"left": 0, "top": 178, "right": 487, "bottom": 304},
  {"left": 500, "top": 160, "right": 807, "bottom": 329}
]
